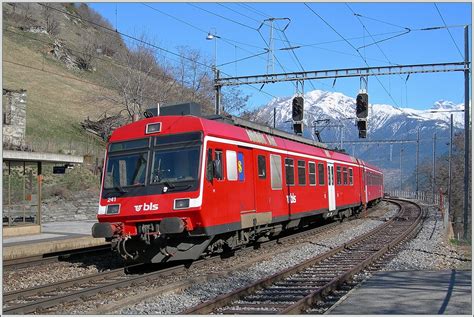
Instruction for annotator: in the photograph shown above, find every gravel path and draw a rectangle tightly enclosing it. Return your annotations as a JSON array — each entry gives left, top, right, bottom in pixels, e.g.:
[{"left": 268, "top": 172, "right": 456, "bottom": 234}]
[{"left": 118, "top": 202, "right": 399, "bottom": 315}]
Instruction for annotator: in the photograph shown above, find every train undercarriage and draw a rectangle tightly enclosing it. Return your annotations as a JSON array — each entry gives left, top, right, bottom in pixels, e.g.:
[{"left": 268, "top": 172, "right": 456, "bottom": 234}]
[{"left": 107, "top": 201, "right": 379, "bottom": 263}]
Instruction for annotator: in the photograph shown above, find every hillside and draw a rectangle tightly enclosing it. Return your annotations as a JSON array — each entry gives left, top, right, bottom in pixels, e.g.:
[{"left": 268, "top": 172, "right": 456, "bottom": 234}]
[{"left": 2, "top": 3, "right": 215, "bottom": 155}]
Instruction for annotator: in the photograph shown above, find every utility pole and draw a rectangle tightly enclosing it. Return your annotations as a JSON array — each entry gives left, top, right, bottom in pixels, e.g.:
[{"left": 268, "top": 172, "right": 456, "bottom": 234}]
[
  {"left": 273, "top": 108, "right": 276, "bottom": 128},
  {"left": 448, "top": 114, "right": 453, "bottom": 222},
  {"left": 416, "top": 128, "right": 420, "bottom": 198},
  {"left": 214, "top": 68, "right": 221, "bottom": 115},
  {"left": 463, "top": 25, "right": 470, "bottom": 241},
  {"left": 432, "top": 132, "right": 437, "bottom": 203},
  {"left": 400, "top": 147, "right": 403, "bottom": 191}
]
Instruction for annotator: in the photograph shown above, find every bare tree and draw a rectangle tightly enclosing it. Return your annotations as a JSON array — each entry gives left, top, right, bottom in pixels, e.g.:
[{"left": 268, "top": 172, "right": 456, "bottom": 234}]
[
  {"left": 221, "top": 86, "right": 250, "bottom": 116},
  {"left": 42, "top": 6, "right": 59, "bottom": 36}
]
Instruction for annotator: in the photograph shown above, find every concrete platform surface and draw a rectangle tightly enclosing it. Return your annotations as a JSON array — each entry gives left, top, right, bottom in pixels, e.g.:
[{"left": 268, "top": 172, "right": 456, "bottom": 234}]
[
  {"left": 330, "top": 270, "right": 472, "bottom": 315},
  {"left": 2, "top": 221, "right": 108, "bottom": 260}
]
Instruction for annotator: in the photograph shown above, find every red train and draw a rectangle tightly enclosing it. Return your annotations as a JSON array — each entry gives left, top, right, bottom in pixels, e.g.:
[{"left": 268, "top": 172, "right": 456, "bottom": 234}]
[{"left": 92, "top": 105, "right": 384, "bottom": 263}]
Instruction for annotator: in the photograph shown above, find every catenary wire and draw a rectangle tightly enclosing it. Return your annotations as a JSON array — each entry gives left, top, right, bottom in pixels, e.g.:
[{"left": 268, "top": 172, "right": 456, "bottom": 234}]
[
  {"left": 304, "top": 2, "right": 401, "bottom": 109},
  {"left": 37, "top": 3, "right": 278, "bottom": 100},
  {"left": 433, "top": 3, "right": 464, "bottom": 59}
]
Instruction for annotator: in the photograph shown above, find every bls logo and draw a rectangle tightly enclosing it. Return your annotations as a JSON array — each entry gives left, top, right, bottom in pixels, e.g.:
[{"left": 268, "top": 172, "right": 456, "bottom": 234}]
[
  {"left": 134, "top": 202, "right": 159, "bottom": 212},
  {"left": 286, "top": 193, "right": 296, "bottom": 204}
]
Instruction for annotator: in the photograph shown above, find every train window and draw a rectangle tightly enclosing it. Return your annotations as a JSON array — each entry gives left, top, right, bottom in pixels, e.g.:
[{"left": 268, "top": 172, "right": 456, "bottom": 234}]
[
  {"left": 308, "top": 162, "right": 316, "bottom": 186},
  {"left": 150, "top": 146, "right": 200, "bottom": 184},
  {"left": 214, "top": 150, "right": 223, "bottom": 180},
  {"left": 109, "top": 138, "right": 149, "bottom": 152},
  {"left": 336, "top": 166, "right": 342, "bottom": 185},
  {"left": 343, "top": 167, "right": 348, "bottom": 185},
  {"left": 258, "top": 155, "right": 266, "bottom": 179},
  {"left": 105, "top": 152, "right": 148, "bottom": 188},
  {"left": 206, "top": 149, "right": 213, "bottom": 181},
  {"left": 349, "top": 168, "right": 353, "bottom": 185},
  {"left": 297, "top": 160, "right": 306, "bottom": 186},
  {"left": 285, "top": 158, "right": 295, "bottom": 186},
  {"left": 318, "top": 163, "right": 325, "bottom": 185},
  {"left": 226, "top": 150, "right": 237, "bottom": 181},
  {"left": 270, "top": 154, "right": 282, "bottom": 190}
]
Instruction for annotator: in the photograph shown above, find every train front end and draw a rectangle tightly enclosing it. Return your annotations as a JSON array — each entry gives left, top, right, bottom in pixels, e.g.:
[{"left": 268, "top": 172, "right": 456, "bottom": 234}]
[{"left": 92, "top": 116, "right": 210, "bottom": 263}]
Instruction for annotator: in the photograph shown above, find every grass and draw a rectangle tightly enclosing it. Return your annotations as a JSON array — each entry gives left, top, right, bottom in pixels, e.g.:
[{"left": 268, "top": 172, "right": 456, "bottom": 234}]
[{"left": 3, "top": 26, "right": 122, "bottom": 147}]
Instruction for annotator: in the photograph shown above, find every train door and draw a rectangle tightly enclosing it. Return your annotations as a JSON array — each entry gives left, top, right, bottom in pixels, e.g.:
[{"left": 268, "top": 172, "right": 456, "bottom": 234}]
[
  {"left": 327, "top": 162, "right": 336, "bottom": 211},
  {"left": 254, "top": 151, "right": 270, "bottom": 214},
  {"left": 234, "top": 147, "right": 255, "bottom": 213}
]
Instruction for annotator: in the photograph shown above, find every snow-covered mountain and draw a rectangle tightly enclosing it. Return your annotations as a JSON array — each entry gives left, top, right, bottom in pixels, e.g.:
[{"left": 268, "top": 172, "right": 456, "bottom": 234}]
[{"left": 254, "top": 90, "right": 465, "bottom": 188}]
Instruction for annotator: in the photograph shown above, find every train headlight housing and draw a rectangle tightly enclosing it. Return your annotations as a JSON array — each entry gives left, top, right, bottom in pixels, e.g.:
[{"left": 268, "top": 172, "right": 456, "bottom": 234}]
[
  {"left": 106, "top": 204, "right": 120, "bottom": 215},
  {"left": 146, "top": 122, "right": 161, "bottom": 134},
  {"left": 174, "top": 198, "right": 190, "bottom": 210}
]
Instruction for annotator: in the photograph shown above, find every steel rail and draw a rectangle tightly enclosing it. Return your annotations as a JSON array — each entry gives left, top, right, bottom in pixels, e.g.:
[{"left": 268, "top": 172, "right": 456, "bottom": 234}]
[
  {"left": 184, "top": 199, "right": 422, "bottom": 315},
  {"left": 3, "top": 245, "right": 111, "bottom": 270},
  {"left": 2, "top": 203, "right": 385, "bottom": 314}
]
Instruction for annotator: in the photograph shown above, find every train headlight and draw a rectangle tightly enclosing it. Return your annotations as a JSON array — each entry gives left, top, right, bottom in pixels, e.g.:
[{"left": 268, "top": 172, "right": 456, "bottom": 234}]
[
  {"left": 106, "top": 204, "right": 120, "bottom": 215},
  {"left": 146, "top": 122, "right": 161, "bottom": 134},
  {"left": 174, "top": 198, "right": 190, "bottom": 210}
]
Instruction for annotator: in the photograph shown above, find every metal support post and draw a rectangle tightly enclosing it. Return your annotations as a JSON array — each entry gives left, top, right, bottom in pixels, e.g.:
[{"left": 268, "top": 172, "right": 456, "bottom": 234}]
[
  {"left": 432, "top": 132, "right": 437, "bottom": 203},
  {"left": 37, "top": 161, "right": 42, "bottom": 227},
  {"left": 448, "top": 114, "right": 453, "bottom": 222},
  {"left": 214, "top": 68, "right": 221, "bottom": 115},
  {"left": 400, "top": 147, "right": 403, "bottom": 191},
  {"left": 273, "top": 108, "right": 276, "bottom": 128},
  {"left": 416, "top": 129, "right": 420, "bottom": 198},
  {"left": 463, "top": 25, "right": 470, "bottom": 241}
]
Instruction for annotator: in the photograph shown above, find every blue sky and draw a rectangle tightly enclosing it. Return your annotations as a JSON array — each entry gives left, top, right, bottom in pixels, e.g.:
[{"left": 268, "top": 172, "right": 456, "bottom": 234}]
[{"left": 90, "top": 2, "right": 471, "bottom": 111}]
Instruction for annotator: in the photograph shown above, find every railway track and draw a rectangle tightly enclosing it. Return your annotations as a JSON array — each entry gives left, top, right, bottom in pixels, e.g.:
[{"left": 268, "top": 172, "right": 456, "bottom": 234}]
[
  {"left": 184, "top": 198, "right": 422, "bottom": 314},
  {"left": 3, "top": 244, "right": 111, "bottom": 270},
  {"left": 2, "top": 202, "right": 388, "bottom": 314}
]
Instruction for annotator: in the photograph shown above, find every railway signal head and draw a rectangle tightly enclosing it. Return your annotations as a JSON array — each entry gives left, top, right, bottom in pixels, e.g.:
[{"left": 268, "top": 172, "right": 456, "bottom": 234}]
[
  {"left": 356, "top": 93, "right": 368, "bottom": 118},
  {"left": 357, "top": 119, "right": 367, "bottom": 138},
  {"left": 292, "top": 96, "right": 304, "bottom": 121},
  {"left": 293, "top": 122, "right": 303, "bottom": 135}
]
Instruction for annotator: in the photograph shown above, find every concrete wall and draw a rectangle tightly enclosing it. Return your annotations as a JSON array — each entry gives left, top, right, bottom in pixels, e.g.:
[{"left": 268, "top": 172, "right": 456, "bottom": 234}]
[
  {"left": 2, "top": 89, "right": 27, "bottom": 149},
  {"left": 41, "top": 190, "right": 99, "bottom": 222}
]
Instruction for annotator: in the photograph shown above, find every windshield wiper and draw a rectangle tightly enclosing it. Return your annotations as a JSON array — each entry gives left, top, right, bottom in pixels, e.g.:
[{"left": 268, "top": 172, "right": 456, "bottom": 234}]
[
  {"left": 163, "top": 184, "right": 192, "bottom": 193},
  {"left": 104, "top": 185, "right": 128, "bottom": 198}
]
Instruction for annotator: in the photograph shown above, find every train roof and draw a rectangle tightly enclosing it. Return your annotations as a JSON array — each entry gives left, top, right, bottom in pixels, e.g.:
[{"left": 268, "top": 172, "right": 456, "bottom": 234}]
[{"left": 110, "top": 114, "right": 379, "bottom": 170}]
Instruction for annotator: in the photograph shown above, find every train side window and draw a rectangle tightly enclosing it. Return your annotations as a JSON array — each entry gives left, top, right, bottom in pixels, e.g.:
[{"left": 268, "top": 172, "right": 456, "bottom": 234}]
[
  {"left": 349, "top": 168, "right": 353, "bottom": 185},
  {"left": 214, "top": 150, "right": 224, "bottom": 180},
  {"left": 285, "top": 158, "right": 295, "bottom": 186},
  {"left": 270, "top": 154, "right": 282, "bottom": 190},
  {"left": 297, "top": 160, "right": 306, "bottom": 186},
  {"left": 336, "top": 166, "right": 342, "bottom": 185},
  {"left": 226, "top": 150, "right": 237, "bottom": 181},
  {"left": 258, "top": 155, "right": 266, "bottom": 179},
  {"left": 343, "top": 167, "right": 348, "bottom": 185},
  {"left": 308, "top": 162, "right": 316, "bottom": 186},
  {"left": 206, "top": 149, "right": 213, "bottom": 181},
  {"left": 318, "top": 163, "right": 325, "bottom": 185}
]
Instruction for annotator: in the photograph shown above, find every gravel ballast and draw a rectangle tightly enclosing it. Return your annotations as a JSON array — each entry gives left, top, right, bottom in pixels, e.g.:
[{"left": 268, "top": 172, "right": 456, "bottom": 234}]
[{"left": 119, "top": 203, "right": 400, "bottom": 314}]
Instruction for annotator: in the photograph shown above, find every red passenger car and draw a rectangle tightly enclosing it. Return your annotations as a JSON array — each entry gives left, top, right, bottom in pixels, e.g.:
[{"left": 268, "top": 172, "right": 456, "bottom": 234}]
[{"left": 92, "top": 106, "right": 384, "bottom": 263}]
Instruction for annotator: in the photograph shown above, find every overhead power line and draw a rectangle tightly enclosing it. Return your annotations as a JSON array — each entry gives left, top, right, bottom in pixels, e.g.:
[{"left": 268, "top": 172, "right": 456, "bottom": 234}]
[
  {"left": 303, "top": 2, "right": 401, "bottom": 109},
  {"left": 434, "top": 3, "right": 464, "bottom": 59},
  {"left": 37, "top": 3, "right": 278, "bottom": 100}
]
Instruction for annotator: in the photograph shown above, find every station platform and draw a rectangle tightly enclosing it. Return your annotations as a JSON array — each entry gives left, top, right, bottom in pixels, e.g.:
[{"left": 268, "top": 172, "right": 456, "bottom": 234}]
[
  {"left": 2, "top": 221, "right": 108, "bottom": 260},
  {"left": 329, "top": 269, "right": 472, "bottom": 315}
]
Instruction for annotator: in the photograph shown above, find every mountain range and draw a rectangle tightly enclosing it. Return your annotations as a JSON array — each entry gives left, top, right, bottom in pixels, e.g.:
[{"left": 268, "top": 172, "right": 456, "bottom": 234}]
[{"left": 254, "top": 90, "right": 465, "bottom": 190}]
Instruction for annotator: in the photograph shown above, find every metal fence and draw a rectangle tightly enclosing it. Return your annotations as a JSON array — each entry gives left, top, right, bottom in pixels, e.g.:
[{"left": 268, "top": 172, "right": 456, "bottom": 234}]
[{"left": 387, "top": 190, "right": 450, "bottom": 237}]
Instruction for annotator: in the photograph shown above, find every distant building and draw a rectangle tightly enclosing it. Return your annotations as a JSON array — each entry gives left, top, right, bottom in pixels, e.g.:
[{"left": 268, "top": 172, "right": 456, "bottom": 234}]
[{"left": 2, "top": 88, "right": 27, "bottom": 149}]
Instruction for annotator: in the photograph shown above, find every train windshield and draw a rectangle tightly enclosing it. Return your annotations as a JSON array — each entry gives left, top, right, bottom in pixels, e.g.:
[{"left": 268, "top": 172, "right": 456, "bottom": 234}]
[
  {"left": 150, "top": 146, "right": 200, "bottom": 185},
  {"left": 104, "top": 152, "right": 148, "bottom": 189}
]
